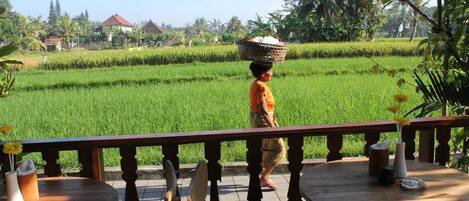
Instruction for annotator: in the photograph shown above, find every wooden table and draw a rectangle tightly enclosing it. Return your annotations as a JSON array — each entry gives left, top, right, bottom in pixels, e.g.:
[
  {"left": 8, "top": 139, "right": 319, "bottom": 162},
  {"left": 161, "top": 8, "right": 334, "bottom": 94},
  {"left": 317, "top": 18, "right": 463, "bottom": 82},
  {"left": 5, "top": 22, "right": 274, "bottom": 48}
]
[
  {"left": 300, "top": 159, "right": 469, "bottom": 201},
  {"left": 1, "top": 177, "right": 118, "bottom": 201}
]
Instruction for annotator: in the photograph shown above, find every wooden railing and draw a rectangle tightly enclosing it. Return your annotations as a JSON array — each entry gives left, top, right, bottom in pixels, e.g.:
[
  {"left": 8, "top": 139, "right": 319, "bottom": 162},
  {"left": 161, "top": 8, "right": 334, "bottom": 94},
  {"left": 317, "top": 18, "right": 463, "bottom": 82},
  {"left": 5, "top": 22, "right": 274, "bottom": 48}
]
[{"left": 1, "top": 116, "right": 469, "bottom": 201}]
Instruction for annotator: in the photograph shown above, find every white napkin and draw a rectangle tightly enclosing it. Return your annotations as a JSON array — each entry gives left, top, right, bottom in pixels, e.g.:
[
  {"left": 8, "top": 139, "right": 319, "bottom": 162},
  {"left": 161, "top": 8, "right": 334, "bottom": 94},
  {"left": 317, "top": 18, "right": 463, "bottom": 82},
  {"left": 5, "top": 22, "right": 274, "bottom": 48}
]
[
  {"left": 17, "top": 158, "right": 36, "bottom": 176},
  {"left": 370, "top": 140, "right": 391, "bottom": 150}
]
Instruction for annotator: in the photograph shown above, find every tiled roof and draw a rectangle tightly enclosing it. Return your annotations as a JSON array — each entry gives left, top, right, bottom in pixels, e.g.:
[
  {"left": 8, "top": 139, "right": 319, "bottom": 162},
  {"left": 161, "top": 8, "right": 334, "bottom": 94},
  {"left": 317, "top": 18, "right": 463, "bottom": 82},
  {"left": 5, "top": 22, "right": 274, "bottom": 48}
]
[
  {"left": 101, "top": 14, "right": 133, "bottom": 27},
  {"left": 142, "top": 20, "right": 163, "bottom": 34},
  {"left": 44, "top": 38, "right": 62, "bottom": 46}
]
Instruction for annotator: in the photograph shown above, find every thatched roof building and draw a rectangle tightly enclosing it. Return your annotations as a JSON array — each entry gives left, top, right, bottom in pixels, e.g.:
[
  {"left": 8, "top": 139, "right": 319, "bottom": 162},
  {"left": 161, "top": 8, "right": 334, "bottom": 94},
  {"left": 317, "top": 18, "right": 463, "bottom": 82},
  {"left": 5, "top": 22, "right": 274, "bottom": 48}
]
[{"left": 142, "top": 20, "right": 163, "bottom": 34}]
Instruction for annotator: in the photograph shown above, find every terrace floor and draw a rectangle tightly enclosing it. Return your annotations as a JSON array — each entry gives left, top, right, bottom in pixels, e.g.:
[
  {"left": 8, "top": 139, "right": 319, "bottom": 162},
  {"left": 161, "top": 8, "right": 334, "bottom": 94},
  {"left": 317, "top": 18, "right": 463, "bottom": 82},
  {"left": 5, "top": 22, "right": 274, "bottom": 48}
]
[{"left": 107, "top": 173, "right": 293, "bottom": 201}]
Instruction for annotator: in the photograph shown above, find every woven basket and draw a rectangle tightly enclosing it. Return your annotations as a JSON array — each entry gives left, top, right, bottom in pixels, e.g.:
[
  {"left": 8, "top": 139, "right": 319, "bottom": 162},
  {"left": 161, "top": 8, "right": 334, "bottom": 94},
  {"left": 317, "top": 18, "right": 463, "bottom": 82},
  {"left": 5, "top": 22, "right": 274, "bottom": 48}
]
[{"left": 238, "top": 40, "right": 288, "bottom": 64}]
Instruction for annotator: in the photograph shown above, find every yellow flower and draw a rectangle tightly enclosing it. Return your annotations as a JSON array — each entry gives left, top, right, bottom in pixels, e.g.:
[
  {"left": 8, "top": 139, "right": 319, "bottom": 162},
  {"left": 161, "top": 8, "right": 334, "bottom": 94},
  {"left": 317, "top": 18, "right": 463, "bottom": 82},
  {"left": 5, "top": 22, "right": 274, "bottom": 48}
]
[
  {"left": 387, "top": 105, "right": 400, "bottom": 113},
  {"left": 393, "top": 94, "right": 409, "bottom": 103},
  {"left": 3, "top": 142, "right": 22, "bottom": 155},
  {"left": 393, "top": 117, "right": 411, "bottom": 126},
  {"left": 0, "top": 125, "right": 14, "bottom": 135}
]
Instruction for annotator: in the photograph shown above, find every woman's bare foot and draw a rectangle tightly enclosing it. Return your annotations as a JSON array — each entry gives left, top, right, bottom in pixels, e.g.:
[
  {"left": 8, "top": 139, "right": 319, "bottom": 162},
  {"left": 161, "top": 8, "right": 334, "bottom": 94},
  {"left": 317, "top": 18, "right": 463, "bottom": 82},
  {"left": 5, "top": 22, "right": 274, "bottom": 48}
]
[{"left": 260, "top": 178, "right": 278, "bottom": 189}]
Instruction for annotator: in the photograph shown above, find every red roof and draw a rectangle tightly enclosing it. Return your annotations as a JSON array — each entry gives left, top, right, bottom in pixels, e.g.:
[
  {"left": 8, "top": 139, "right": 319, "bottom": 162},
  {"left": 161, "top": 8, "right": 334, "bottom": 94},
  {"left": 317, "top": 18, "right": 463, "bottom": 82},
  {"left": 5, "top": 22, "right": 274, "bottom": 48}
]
[
  {"left": 101, "top": 14, "right": 133, "bottom": 27},
  {"left": 44, "top": 38, "right": 62, "bottom": 46}
]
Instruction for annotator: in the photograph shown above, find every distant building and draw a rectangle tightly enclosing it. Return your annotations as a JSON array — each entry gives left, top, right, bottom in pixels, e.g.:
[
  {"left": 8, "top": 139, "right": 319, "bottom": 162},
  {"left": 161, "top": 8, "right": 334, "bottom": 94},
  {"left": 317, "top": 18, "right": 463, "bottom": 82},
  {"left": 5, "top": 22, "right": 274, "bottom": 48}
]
[
  {"left": 100, "top": 14, "right": 134, "bottom": 33},
  {"left": 44, "top": 38, "right": 63, "bottom": 51},
  {"left": 142, "top": 20, "right": 163, "bottom": 34}
]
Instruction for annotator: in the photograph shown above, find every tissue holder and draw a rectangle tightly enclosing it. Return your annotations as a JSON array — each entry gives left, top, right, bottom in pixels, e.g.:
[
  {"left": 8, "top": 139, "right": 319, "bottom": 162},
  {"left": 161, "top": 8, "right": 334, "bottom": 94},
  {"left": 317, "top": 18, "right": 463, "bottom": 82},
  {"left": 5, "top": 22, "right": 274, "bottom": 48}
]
[{"left": 369, "top": 141, "right": 390, "bottom": 177}]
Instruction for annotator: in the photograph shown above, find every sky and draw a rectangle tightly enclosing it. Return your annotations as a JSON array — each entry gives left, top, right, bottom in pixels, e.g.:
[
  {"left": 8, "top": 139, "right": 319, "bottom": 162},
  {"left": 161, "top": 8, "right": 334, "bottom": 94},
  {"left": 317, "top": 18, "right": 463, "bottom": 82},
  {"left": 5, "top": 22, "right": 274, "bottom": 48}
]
[{"left": 10, "top": 0, "right": 285, "bottom": 27}]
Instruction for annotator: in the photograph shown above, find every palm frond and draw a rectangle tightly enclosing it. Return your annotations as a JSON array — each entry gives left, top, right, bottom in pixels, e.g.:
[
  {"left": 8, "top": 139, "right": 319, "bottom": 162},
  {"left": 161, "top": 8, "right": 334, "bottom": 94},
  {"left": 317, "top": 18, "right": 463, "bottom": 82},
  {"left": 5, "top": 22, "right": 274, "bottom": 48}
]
[{"left": 408, "top": 69, "right": 469, "bottom": 117}]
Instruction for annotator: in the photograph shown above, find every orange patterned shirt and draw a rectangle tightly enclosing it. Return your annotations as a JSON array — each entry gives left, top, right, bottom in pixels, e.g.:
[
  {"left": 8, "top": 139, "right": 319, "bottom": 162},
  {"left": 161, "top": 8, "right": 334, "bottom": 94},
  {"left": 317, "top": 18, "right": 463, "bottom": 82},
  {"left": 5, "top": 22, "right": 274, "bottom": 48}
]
[{"left": 249, "top": 80, "right": 275, "bottom": 112}]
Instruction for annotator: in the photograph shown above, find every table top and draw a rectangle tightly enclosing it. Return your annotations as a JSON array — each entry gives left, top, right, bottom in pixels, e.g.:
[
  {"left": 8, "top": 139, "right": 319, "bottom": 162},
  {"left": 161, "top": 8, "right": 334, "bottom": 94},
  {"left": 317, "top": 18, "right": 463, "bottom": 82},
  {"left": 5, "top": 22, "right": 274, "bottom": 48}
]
[
  {"left": 1, "top": 177, "right": 118, "bottom": 201},
  {"left": 300, "top": 158, "right": 469, "bottom": 201}
]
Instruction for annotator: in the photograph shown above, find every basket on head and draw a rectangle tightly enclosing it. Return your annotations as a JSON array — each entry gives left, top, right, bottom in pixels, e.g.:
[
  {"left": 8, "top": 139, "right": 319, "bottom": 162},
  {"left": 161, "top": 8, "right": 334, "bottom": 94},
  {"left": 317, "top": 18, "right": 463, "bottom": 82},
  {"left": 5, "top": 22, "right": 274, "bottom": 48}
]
[{"left": 238, "top": 40, "right": 288, "bottom": 64}]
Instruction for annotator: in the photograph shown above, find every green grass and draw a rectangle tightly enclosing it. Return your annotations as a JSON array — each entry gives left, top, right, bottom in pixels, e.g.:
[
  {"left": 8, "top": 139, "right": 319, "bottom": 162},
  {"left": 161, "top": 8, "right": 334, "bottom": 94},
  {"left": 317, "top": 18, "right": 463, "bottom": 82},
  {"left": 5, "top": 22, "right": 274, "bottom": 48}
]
[
  {"left": 10, "top": 40, "right": 421, "bottom": 70},
  {"left": 14, "top": 56, "right": 421, "bottom": 91},
  {"left": 1, "top": 57, "right": 421, "bottom": 168}
]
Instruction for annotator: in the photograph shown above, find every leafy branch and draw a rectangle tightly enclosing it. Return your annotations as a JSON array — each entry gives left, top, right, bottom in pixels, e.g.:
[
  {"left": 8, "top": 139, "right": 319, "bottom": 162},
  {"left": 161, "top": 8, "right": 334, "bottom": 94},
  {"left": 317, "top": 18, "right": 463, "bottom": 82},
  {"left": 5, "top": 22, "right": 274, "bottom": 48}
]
[{"left": 367, "top": 56, "right": 417, "bottom": 88}]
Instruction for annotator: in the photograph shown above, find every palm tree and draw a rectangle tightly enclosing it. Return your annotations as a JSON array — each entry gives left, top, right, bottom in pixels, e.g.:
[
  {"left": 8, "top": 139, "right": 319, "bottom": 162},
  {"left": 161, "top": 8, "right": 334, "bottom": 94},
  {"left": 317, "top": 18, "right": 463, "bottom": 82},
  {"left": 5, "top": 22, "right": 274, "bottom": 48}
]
[
  {"left": 297, "top": 0, "right": 340, "bottom": 23},
  {"left": 315, "top": 0, "right": 341, "bottom": 24},
  {"left": 58, "top": 13, "right": 77, "bottom": 48},
  {"left": 193, "top": 17, "right": 208, "bottom": 37},
  {"left": 209, "top": 19, "right": 223, "bottom": 35},
  {"left": 247, "top": 14, "right": 274, "bottom": 36},
  {"left": 226, "top": 16, "right": 244, "bottom": 33}
]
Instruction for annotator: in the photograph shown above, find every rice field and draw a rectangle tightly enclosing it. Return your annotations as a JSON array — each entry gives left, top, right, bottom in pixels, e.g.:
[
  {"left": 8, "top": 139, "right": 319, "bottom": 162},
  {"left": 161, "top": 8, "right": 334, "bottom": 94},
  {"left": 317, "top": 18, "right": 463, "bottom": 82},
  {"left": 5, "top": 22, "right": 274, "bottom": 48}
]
[
  {"left": 11, "top": 40, "right": 421, "bottom": 70},
  {"left": 0, "top": 56, "right": 423, "bottom": 168}
]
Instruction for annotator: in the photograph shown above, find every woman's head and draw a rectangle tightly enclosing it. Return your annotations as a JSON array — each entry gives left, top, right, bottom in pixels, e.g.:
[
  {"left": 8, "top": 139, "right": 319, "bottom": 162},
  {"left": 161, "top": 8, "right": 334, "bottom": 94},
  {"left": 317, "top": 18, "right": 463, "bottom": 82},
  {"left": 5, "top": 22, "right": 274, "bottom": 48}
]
[{"left": 249, "top": 62, "right": 273, "bottom": 81}]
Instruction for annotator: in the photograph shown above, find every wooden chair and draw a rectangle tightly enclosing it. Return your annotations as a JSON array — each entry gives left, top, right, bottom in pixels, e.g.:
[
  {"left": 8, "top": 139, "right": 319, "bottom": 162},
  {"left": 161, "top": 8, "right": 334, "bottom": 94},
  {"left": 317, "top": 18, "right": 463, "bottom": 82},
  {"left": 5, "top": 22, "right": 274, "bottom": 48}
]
[
  {"left": 186, "top": 161, "right": 208, "bottom": 201},
  {"left": 164, "top": 160, "right": 179, "bottom": 201}
]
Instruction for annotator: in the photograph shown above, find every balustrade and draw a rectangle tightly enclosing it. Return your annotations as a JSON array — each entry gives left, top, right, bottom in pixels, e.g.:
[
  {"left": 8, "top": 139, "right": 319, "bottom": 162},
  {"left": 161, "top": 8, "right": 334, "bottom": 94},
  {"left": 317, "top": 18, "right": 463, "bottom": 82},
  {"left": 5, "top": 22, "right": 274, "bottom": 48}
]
[{"left": 0, "top": 116, "right": 468, "bottom": 201}]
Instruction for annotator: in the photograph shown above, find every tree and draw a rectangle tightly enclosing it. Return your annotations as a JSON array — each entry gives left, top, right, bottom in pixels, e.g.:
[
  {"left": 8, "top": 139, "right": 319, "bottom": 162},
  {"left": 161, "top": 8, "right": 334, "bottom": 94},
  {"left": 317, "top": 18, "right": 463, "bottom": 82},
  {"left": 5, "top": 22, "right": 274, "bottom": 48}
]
[
  {"left": 73, "top": 11, "right": 93, "bottom": 45},
  {"left": 183, "top": 23, "right": 195, "bottom": 39},
  {"left": 28, "top": 16, "right": 47, "bottom": 39},
  {"left": 128, "top": 28, "right": 145, "bottom": 47},
  {"left": 362, "top": 0, "right": 391, "bottom": 41},
  {"left": 0, "top": 6, "right": 21, "bottom": 97},
  {"left": 193, "top": 17, "right": 208, "bottom": 36},
  {"left": 48, "top": 0, "right": 56, "bottom": 27},
  {"left": 58, "top": 13, "right": 77, "bottom": 48},
  {"left": 209, "top": 19, "right": 224, "bottom": 35},
  {"left": 55, "top": 0, "right": 62, "bottom": 20},
  {"left": 0, "top": 0, "right": 11, "bottom": 12},
  {"left": 408, "top": 0, "right": 430, "bottom": 41},
  {"left": 396, "top": 1, "right": 407, "bottom": 37},
  {"left": 380, "top": 0, "right": 469, "bottom": 172},
  {"left": 315, "top": 0, "right": 341, "bottom": 24},
  {"left": 248, "top": 14, "right": 274, "bottom": 36},
  {"left": 226, "top": 16, "right": 244, "bottom": 33},
  {"left": 84, "top": 10, "right": 89, "bottom": 21}
]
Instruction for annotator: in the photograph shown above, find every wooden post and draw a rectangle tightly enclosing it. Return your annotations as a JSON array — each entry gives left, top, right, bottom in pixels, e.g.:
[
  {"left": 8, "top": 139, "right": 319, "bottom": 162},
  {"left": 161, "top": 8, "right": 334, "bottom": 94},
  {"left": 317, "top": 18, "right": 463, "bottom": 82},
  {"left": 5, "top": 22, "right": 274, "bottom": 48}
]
[
  {"left": 463, "top": 110, "right": 469, "bottom": 156},
  {"left": 162, "top": 144, "right": 179, "bottom": 178},
  {"left": 436, "top": 126, "right": 451, "bottom": 166},
  {"left": 119, "top": 146, "right": 138, "bottom": 201},
  {"left": 205, "top": 141, "right": 221, "bottom": 201},
  {"left": 287, "top": 137, "right": 304, "bottom": 201},
  {"left": 327, "top": 134, "right": 343, "bottom": 161},
  {"left": 418, "top": 129, "right": 435, "bottom": 163},
  {"left": 246, "top": 138, "right": 263, "bottom": 201},
  {"left": 1, "top": 152, "right": 10, "bottom": 174},
  {"left": 364, "top": 132, "right": 380, "bottom": 157},
  {"left": 78, "top": 147, "right": 105, "bottom": 181},
  {"left": 41, "top": 150, "right": 61, "bottom": 177},
  {"left": 401, "top": 126, "right": 416, "bottom": 160}
]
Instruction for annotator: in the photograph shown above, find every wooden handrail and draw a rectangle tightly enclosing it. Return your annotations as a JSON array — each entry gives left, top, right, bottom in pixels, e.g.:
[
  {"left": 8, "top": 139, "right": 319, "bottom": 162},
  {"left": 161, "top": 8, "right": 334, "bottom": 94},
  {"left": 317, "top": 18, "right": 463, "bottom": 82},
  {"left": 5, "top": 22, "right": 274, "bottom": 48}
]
[
  {"left": 0, "top": 116, "right": 468, "bottom": 201},
  {"left": 9, "top": 116, "right": 469, "bottom": 152}
]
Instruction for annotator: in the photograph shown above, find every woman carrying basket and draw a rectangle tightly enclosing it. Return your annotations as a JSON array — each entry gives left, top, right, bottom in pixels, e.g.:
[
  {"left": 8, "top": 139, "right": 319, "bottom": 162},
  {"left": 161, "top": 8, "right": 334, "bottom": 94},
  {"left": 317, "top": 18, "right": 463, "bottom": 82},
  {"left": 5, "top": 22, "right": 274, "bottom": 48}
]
[{"left": 248, "top": 61, "right": 285, "bottom": 189}]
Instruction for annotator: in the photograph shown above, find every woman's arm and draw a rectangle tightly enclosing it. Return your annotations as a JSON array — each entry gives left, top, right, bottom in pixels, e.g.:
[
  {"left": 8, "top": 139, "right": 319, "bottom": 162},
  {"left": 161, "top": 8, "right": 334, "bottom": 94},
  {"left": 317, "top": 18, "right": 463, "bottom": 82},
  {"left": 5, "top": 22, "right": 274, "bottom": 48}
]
[{"left": 260, "top": 98, "right": 276, "bottom": 128}]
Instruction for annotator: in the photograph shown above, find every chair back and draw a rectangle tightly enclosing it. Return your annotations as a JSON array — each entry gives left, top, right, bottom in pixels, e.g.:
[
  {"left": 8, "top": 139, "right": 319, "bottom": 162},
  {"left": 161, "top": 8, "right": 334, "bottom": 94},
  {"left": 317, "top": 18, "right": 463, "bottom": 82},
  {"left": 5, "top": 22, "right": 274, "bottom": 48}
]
[
  {"left": 187, "top": 161, "right": 208, "bottom": 201},
  {"left": 164, "top": 160, "right": 179, "bottom": 201}
]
